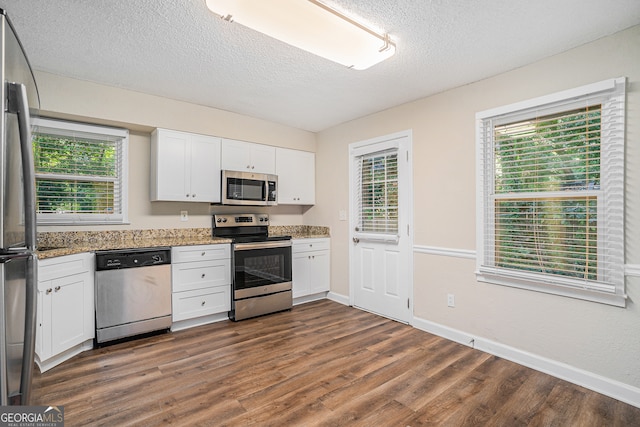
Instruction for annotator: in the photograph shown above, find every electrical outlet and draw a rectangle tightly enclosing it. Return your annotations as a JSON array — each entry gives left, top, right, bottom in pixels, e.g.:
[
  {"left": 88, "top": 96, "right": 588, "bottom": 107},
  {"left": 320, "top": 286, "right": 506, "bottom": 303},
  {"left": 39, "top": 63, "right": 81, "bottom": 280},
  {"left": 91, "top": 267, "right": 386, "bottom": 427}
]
[
  {"left": 447, "top": 293, "right": 455, "bottom": 307},
  {"left": 180, "top": 211, "right": 188, "bottom": 222}
]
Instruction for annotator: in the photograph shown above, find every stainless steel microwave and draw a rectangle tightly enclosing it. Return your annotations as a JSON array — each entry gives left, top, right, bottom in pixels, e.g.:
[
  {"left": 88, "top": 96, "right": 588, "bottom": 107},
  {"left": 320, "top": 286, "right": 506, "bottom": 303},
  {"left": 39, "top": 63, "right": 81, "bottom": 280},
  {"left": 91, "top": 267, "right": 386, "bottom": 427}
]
[{"left": 221, "top": 170, "right": 278, "bottom": 206}]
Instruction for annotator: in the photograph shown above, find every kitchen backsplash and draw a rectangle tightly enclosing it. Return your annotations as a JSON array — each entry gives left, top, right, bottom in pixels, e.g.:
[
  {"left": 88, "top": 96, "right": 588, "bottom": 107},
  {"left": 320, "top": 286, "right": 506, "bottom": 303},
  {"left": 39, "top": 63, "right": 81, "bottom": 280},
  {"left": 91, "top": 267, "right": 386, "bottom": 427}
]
[
  {"left": 37, "top": 228, "right": 213, "bottom": 247},
  {"left": 38, "top": 225, "right": 329, "bottom": 248}
]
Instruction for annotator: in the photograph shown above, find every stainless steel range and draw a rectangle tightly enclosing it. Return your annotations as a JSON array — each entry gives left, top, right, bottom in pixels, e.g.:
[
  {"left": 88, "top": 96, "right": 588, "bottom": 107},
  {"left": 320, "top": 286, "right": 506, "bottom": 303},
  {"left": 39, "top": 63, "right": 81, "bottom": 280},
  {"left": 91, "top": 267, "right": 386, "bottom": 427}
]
[{"left": 212, "top": 214, "right": 292, "bottom": 321}]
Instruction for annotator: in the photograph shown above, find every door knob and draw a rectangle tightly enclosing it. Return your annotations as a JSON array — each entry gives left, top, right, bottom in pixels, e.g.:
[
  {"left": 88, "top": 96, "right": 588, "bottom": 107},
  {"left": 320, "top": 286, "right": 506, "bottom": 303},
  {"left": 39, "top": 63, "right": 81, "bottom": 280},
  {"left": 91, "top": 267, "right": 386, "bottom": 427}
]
[{"left": 352, "top": 237, "right": 360, "bottom": 244}]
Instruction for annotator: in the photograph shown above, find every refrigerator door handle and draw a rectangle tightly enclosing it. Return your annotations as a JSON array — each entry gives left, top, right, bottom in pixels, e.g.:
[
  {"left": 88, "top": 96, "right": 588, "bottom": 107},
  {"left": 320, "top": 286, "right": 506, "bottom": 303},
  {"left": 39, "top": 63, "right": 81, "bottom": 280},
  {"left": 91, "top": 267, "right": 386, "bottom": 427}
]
[
  {"left": 7, "top": 82, "right": 37, "bottom": 405},
  {"left": 7, "top": 82, "right": 37, "bottom": 250}
]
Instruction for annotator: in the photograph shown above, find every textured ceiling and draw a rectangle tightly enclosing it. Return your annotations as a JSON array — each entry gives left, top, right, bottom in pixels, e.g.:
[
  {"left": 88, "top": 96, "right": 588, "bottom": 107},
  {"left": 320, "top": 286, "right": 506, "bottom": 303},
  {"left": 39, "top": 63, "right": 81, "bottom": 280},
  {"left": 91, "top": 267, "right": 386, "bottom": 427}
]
[{"left": 2, "top": 0, "right": 640, "bottom": 132}]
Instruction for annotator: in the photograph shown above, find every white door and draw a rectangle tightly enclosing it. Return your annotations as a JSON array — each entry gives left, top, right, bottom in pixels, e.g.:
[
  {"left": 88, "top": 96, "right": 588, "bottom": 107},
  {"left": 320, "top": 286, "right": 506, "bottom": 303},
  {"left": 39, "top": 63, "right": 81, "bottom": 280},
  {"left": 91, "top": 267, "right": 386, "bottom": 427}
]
[{"left": 349, "top": 131, "right": 413, "bottom": 323}]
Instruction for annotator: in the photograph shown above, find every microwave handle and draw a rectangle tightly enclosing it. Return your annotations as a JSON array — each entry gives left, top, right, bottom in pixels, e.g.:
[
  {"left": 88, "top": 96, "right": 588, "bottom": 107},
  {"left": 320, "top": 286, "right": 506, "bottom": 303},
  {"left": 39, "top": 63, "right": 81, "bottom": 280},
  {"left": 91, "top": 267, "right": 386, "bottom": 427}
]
[{"left": 266, "top": 179, "right": 277, "bottom": 203}]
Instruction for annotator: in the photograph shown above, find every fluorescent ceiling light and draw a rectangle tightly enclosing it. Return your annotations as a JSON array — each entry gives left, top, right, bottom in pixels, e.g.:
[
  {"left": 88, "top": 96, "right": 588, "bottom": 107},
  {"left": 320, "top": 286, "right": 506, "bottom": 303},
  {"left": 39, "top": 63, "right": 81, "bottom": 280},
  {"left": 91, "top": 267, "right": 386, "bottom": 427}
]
[{"left": 205, "top": 0, "right": 396, "bottom": 70}]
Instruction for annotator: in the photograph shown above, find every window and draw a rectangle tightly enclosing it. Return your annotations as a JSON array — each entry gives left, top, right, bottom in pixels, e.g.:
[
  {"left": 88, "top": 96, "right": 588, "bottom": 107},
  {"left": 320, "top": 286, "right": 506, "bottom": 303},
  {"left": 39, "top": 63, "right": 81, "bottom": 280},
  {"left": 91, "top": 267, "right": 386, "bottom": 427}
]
[
  {"left": 32, "top": 118, "right": 129, "bottom": 225},
  {"left": 355, "top": 149, "right": 399, "bottom": 235},
  {"left": 476, "top": 78, "right": 625, "bottom": 306}
]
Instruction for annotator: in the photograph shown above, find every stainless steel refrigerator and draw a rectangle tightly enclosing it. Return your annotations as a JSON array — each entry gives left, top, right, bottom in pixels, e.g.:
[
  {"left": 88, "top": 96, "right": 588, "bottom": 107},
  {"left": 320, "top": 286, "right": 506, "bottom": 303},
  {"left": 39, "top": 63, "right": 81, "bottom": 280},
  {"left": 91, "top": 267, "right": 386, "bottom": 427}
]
[{"left": 0, "top": 9, "right": 40, "bottom": 405}]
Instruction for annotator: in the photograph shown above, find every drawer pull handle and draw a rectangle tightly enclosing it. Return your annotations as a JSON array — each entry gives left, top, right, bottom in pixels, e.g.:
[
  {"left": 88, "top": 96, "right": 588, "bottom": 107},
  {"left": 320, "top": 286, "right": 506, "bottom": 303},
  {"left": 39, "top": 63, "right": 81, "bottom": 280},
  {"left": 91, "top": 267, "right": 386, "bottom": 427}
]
[
  {"left": 46, "top": 288, "right": 52, "bottom": 295},
  {"left": 201, "top": 252, "right": 206, "bottom": 256},
  {"left": 54, "top": 286, "right": 61, "bottom": 292},
  {"left": 201, "top": 301, "right": 206, "bottom": 306},
  {"left": 201, "top": 273, "right": 206, "bottom": 278}
]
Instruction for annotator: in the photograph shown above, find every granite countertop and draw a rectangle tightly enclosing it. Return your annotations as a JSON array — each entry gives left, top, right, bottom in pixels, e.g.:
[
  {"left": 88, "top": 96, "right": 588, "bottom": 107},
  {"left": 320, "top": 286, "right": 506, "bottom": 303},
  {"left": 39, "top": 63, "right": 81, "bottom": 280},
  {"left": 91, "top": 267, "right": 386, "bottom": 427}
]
[
  {"left": 36, "top": 236, "right": 232, "bottom": 260},
  {"left": 269, "top": 225, "right": 330, "bottom": 240},
  {"left": 36, "top": 225, "right": 330, "bottom": 260}
]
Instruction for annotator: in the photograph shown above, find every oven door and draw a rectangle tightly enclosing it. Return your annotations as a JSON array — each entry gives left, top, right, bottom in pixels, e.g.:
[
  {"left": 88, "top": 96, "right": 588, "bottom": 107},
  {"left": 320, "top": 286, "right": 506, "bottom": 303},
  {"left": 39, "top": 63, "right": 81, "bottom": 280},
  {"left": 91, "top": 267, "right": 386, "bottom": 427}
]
[
  {"left": 222, "top": 170, "right": 267, "bottom": 206},
  {"left": 233, "top": 240, "right": 292, "bottom": 299}
]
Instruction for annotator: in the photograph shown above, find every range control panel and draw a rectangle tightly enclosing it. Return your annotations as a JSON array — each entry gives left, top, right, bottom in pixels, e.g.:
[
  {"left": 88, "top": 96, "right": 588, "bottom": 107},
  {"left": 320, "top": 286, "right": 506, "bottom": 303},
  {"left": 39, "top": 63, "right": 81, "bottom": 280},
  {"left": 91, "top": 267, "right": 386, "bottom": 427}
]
[{"left": 213, "top": 213, "right": 269, "bottom": 227}]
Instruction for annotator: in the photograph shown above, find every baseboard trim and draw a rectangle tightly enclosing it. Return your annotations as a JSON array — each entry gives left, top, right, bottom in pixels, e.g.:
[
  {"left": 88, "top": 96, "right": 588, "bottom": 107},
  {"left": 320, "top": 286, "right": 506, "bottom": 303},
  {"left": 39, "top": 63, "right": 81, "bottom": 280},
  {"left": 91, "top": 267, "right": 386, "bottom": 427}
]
[
  {"left": 412, "top": 316, "right": 640, "bottom": 409},
  {"left": 294, "top": 292, "right": 328, "bottom": 306},
  {"left": 36, "top": 339, "right": 94, "bottom": 373},
  {"left": 170, "top": 312, "right": 229, "bottom": 332},
  {"left": 327, "top": 291, "right": 350, "bottom": 306}
]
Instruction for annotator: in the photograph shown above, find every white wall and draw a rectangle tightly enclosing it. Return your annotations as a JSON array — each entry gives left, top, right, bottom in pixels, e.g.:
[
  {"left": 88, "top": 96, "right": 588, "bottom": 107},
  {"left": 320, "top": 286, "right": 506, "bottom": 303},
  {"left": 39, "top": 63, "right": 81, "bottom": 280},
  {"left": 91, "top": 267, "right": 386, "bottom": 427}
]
[
  {"left": 34, "top": 72, "right": 316, "bottom": 231},
  {"left": 307, "top": 24, "right": 640, "bottom": 398}
]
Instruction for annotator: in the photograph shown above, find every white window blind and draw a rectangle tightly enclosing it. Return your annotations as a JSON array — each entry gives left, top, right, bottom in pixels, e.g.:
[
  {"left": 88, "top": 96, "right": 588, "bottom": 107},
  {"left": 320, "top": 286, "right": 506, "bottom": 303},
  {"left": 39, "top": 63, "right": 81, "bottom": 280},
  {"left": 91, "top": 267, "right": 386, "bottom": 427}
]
[
  {"left": 355, "top": 149, "right": 399, "bottom": 235},
  {"left": 476, "top": 78, "right": 626, "bottom": 306},
  {"left": 32, "top": 118, "right": 129, "bottom": 225}
]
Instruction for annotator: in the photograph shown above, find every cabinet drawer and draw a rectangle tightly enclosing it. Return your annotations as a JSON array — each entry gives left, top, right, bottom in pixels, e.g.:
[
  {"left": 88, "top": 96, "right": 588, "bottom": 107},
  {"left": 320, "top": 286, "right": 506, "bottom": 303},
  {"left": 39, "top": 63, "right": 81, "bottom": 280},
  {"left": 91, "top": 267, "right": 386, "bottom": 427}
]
[
  {"left": 172, "top": 286, "right": 230, "bottom": 321},
  {"left": 172, "top": 260, "right": 231, "bottom": 292},
  {"left": 38, "top": 253, "right": 92, "bottom": 283},
  {"left": 172, "top": 244, "right": 230, "bottom": 263},
  {"left": 292, "top": 238, "right": 330, "bottom": 253}
]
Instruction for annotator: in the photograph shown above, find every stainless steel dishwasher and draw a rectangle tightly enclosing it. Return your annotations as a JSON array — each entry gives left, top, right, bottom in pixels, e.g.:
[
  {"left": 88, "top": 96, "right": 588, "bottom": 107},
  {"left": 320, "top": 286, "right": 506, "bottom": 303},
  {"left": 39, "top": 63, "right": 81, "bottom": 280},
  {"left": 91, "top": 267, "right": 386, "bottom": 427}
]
[{"left": 95, "top": 247, "right": 172, "bottom": 344}]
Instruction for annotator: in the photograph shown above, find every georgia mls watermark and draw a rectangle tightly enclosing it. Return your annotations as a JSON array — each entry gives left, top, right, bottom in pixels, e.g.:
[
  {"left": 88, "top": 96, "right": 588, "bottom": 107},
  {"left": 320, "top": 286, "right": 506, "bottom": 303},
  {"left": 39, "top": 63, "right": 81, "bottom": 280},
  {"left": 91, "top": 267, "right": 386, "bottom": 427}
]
[{"left": 0, "top": 406, "right": 64, "bottom": 427}]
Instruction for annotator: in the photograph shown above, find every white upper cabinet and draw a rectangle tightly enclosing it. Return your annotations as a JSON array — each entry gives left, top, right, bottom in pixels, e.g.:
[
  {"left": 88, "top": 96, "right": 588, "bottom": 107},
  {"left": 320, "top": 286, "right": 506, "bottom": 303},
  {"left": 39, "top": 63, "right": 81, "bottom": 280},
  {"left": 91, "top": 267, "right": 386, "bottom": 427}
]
[
  {"left": 150, "top": 128, "right": 221, "bottom": 202},
  {"left": 221, "top": 138, "right": 276, "bottom": 175},
  {"left": 276, "top": 147, "right": 315, "bottom": 205}
]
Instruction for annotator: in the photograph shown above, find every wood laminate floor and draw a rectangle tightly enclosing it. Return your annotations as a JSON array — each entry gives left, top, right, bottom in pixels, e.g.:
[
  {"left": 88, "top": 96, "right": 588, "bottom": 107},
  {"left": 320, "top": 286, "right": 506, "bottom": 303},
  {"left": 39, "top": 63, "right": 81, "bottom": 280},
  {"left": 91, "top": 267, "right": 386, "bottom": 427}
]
[{"left": 32, "top": 300, "right": 640, "bottom": 426}]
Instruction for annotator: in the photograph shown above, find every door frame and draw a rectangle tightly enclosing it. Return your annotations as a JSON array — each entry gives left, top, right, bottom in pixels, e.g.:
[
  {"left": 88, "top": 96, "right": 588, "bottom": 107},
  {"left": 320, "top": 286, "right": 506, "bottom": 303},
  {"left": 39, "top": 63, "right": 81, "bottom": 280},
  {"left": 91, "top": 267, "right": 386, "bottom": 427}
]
[{"left": 348, "top": 129, "right": 414, "bottom": 324}]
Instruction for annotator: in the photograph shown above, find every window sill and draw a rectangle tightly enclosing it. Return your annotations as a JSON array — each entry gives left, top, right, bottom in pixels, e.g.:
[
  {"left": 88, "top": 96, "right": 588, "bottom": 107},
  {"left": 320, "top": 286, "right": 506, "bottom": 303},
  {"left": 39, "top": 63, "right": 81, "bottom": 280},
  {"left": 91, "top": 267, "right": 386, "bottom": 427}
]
[
  {"left": 37, "top": 214, "right": 129, "bottom": 226},
  {"left": 476, "top": 270, "right": 627, "bottom": 308}
]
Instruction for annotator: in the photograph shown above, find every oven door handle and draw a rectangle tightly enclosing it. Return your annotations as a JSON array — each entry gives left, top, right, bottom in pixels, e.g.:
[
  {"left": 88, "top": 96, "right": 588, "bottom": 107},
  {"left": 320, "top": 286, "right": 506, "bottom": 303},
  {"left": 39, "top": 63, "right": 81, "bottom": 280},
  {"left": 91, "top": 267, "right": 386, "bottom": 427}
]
[{"left": 234, "top": 240, "right": 292, "bottom": 251}]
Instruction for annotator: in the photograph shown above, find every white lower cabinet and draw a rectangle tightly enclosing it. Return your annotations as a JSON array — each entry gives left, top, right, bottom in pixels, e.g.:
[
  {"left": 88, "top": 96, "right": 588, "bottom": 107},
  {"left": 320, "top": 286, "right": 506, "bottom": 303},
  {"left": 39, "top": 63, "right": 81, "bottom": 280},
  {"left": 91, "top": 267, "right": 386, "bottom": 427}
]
[
  {"left": 171, "top": 244, "right": 231, "bottom": 329},
  {"left": 292, "top": 238, "right": 330, "bottom": 300},
  {"left": 36, "top": 252, "right": 94, "bottom": 372}
]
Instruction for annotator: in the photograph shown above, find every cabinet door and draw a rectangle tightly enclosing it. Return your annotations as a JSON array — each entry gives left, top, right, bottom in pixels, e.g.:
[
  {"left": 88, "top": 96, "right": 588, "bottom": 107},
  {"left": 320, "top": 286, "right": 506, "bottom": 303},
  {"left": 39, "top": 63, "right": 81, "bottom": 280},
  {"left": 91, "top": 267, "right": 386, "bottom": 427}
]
[
  {"left": 250, "top": 143, "right": 276, "bottom": 175},
  {"left": 189, "top": 134, "right": 221, "bottom": 202},
  {"left": 309, "top": 251, "right": 330, "bottom": 294},
  {"left": 50, "top": 275, "right": 86, "bottom": 356},
  {"left": 36, "top": 286, "right": 51, "bottom": 360},
  {"left": 292, "top": 252, "right": 311, "bottom": 298},
  {"left": 276, "top": 148, "right": 315, "bottom": 204},
  {"left": 172, "top": 244, "right": 230, "bottom": 263},
  {"left": 172, "top": 259, "right": 231, "bottom": 293},
  {"left": 222, "top": 139, "right": 276, "bottom": 174},
  {"left": 151, "top": 129, "right": 189, "bottom": 201},
  {"left": 172, "top": 286, "right": 231, "bottom": 321},
  {"left": 221, "top": 139, "right": 251, "bottom": 172}
]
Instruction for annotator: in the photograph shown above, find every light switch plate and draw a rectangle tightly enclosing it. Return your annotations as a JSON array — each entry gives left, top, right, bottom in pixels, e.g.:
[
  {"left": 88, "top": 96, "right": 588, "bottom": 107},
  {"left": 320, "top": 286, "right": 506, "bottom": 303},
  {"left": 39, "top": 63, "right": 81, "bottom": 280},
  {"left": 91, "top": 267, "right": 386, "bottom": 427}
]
[{"left": 339, "top": 210, "right": 347, "bottom": 221}]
